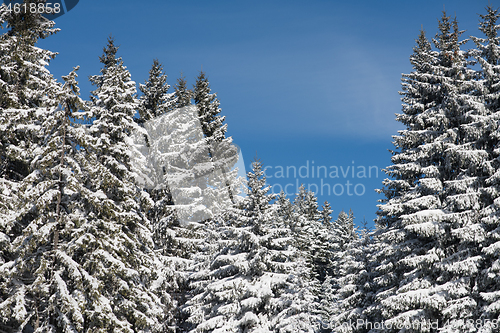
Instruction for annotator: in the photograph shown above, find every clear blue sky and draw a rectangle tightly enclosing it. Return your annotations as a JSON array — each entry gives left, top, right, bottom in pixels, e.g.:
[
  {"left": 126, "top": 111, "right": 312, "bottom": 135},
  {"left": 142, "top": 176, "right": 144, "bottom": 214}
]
[{"left": 35, "top": 0, "right": 491, "bottom": 228}]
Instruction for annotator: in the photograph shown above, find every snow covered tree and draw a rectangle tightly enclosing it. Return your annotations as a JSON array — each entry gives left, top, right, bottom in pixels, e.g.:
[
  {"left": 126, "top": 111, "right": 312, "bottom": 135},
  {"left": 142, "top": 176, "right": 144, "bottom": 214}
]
[
  {"left": 318, "top": 209, "right": 362, "bottom": 332},
  {"left": 129, "top": 103, "right": 244, "bottom": 330},
  {"left": 321, "top": 227, "right": 373, "bottom": 333},
  {"left": 0, "top": 1, "right": 59, "bottom": 110},
  {"left": 320, "top": 201, "right": 333, "bottom": 225},
  {"left": 86, "top": 38, "right": 179, "bottom": 331},
  {"left": 131, "top": 105, "right": 238, "bottom": 224},
  {"left": 469, "top": 5, "right": 500, "bottom": 328},
  {"left": 138, "top": 58, "right": 175, "bottom": 122},
  {"left": 88, "top": 36, "right": 141, "bottom": 182},
  {"left": 89, "top": 35, "right": 119, "bottom": 90},
  {"left": 334, "top": 210, "right": 356, "bottom": 250},
  {"left": 370, "top": 11, "right": 495, "bottom": 330},
  {"left": 136, "top": 59, "right": 176, "bottom": 231},
  {"left": 0, "top": 67, "right": 173, "bottom": 332},
  {"left": 174, "top": 73, "right": 192, "bottom": 108},
  {"left": 0, "top": 6, "right": 60, "bottom": 305},
  {"left": 0, "top": 2, "right": 60, "bottom": 185},
  {"left": 192, "top": 71, "right": 239, "bottom": 205},
  {"left": 289, "top": 185, "right": 331, "bottom": 286},
  {"left": 184, "top": 160, "right": 319, "bottom": 332},
  {"left": 193, "top": 71, "right": 226, "bottom": 141}
]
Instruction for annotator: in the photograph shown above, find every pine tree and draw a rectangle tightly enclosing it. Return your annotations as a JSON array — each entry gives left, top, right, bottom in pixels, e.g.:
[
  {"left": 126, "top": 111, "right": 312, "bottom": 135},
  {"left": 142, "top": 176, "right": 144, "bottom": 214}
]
[
  {"left": 193, "top": 71, "right": 226, "bottom": 141},
  {"left": 0, "top": 2, "right": 60, "bottom": 184},
  {"left": 0, "top": 67, "right": 173, "bottom": 332},
  {"left": 334, "top": 210, "right": 356, "bottom": 249},
  {"left": 138, "top": 58, "right": 175, "bottom": 122},
  {"left": 88, "top": 36, "right": 140, "bottom": 181},
  {"left": 290, "top": 185, "right": 331, "bottom": 286},
  {"left": 470, "top": 5, "right": 500, "bottom": 327},
  {"left": 174, "top": 74, "right": 192, "bottom": 108},
  {"left": 0, "top": 9, "right": 60, "bottom": 320},
  {"left": 192, "top": 71, "right": 239, "bottom": 205},
  {"left": 371, "top": 11, "right": 491, "bottom": 330},
  {"left": 89, "top": 35, "right": 119, "bottom": 90},
  {"left": 322, "top": 227, "right": 373, "bottom": 333},
  {"left": 320, "top": 201, "right": 333, "bottom": 225},
  {"left": 131, "top": 104, "right": 236, "bottom": 224},
  {"left": 318, "top": 209, "right": 359, "bottom": 332},
  {"left": 86, "top": 38, "right": 177, "bottom": 331},
  {"left": 184, "top": 160, "right": 319, "bottom": 332},
  {"left": 0, "top": 1, "right": 59, "bottom": 109}
]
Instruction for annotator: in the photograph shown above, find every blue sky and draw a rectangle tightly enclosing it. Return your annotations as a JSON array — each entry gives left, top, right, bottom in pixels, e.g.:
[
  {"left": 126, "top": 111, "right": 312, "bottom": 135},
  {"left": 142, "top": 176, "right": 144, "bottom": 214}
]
[{"left": 35, "top": 0, "right": 490, "bottom": 228}]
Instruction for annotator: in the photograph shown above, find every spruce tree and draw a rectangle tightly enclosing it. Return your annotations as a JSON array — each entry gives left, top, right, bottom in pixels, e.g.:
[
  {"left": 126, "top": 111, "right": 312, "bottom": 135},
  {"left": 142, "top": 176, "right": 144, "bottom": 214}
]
[
  {"left": 174, "top": 74, "right": 192, "bottom": 108},
  {"left": 0, "top": 1, "right": 59, "bottom": 109},
  {"left": 321, "top": 227, "right": 372, "bottom": 333},
  {"left": 192, "top": 71, "right": 239, "bottom": 205},
  {"left": 89, "top": 35, "right": 119, "bottom": 90},
  {"left": 193, "top": 71, "right": 226, "bottom": 141},
  {"left": 138, "top": 58, "right": 175, "bottom": 122},
  {"left": 0, "top": 2, "right": 60, "bottom": 184},
  {"left": 86, "top": 38, "right": 176, "bottom": 331},
  {"left": 88, "top": 36, "right": 140, "bottom": 181},
  {"left": 184, "top": 160, "right": 319, "bottom": 332},
  {"left": 0, "top": 67, "right": 173, "bottom": 332},
  {"left": 320, "top": 201, "right": 333, "bottom": 225},
  {"left": 290, "top": 185, "right": 331, "bottom": 286},
  {"left": 470, "top": 5, "right": 500, "bottom": 327},
  {"left": 371, "top": 11, "right": 491, "bottom": 330}
]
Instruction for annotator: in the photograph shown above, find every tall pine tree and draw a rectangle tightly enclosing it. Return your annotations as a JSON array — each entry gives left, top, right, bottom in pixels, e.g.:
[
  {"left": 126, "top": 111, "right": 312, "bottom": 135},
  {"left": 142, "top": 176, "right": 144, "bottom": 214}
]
[
  {"left": 470, "top": 5, "right": 500, "bottom": 328},
  {"left": 174, "top": 73, "right": 192, "bottom": 108},
  {"left": 371, "top": 11, "right": 492, "bottom": 331},
  {"left": 138, "top": 58, "right": 175, "bottom": 122},
  {"left": 184, "top": 160, "right": 319, "bottom": 332}
]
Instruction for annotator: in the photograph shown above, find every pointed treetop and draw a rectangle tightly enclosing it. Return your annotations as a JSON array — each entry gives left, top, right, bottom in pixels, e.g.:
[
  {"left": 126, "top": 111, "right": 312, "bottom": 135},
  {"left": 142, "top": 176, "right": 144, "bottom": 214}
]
[
  {"left": 59, "top": 66, "right": 85, "bottom": 114},
  {"left": 193, "top": 70, "right": 226, "bottom": 140},
  {"left": 99, "top": 34, "right": 120, "bottom": 71},
  {"left": 138, "top": 58, "right": 173, "bottom": 120},
  {"left": 321, "top": 201, "right": 333, "bottom": 225},
  {"left": 478, "top": 5, "right": 500, "bottom": 43},
  {"left": 174, "top": 73, "right": 192, "bottom": 108}
]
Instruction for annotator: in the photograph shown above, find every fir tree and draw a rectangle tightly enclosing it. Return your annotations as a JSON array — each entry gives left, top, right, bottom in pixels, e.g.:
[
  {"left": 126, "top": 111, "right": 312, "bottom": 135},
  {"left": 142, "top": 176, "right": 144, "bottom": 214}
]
[
  {"left": 193, "top": 71, "right": 226, "bottom": 141},
  {"left": 174, "top": 73, "right": 192, "bottom": 108},
  {"left": 131, "top": 105, "right": 236, "bottom": 224},
  {"left": 322, "top": 228, "right": 372, "bottom": 333},
  {"left": 320, "top": 201, "right": 333, "bottom": 225},
  {"left": 0, "top": 67, "right": 173, "bottom": 332},
  {"left": 89, "top": 35, "right": 119, "bottom": 90},
  {"left": 470, "top": 5, "right": 500, "bottom": 327},
  {"left": 290, "top": 185, "right": 331, "bottom": 285},
  {"left": 88, "top": 36, "right": 141, "bottom": 181},
  {"left": 0, "top": 2, "right": 59, "bottom": 184},
  {"left": 334, "top": 210, "right": 356, "bottom": 249},
  {"left": 371, "top": 11, "right": 491, "bottom": 330},
  {"left": 138, "top": 58, "right": 175, "bottom": 122},
  {"left": 184, "top": 160, "right": 319, "bottom": 332},
  {"left": 0, "top": 1, "right": 59, "bottom": 109},
  {"left": 192, "top": 71, "right": 239, "bottom": 204}
]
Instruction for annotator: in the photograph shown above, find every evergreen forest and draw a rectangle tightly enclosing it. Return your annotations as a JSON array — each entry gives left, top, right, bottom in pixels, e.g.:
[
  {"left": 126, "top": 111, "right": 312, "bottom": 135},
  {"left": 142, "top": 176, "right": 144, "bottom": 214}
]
[{"left": 1, "top": 2, "right": 500, "bottom": 333}]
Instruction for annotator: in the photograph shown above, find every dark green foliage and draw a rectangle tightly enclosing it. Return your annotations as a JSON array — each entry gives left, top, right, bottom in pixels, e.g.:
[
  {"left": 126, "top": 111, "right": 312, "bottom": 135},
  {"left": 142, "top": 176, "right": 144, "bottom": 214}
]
[
  {"left": 193, "top": 71, "right": 227, "bottom": 142},
  {"left": 138, "top": 59, "right": 174, "bottom": 121},
  {"left": 174, "top": 74, "right": 192, "bottom": 108}
]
